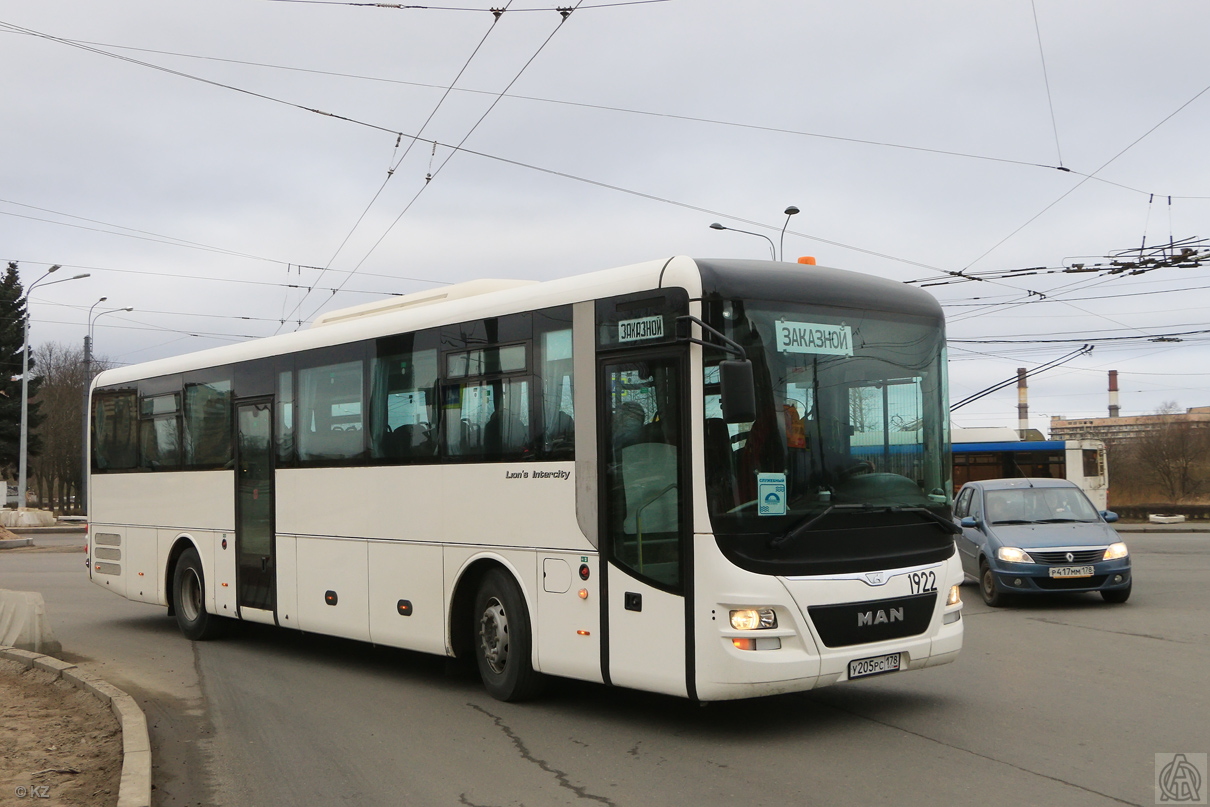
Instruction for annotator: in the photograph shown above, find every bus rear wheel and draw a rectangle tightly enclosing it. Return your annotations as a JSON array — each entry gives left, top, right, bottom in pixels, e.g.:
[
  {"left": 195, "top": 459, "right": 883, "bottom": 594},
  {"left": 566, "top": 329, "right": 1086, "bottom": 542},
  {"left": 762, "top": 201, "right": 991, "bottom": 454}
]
[
  {"left": 473, "top": 569, "right": 544, "bottom": 702},
  {"left": 172, "top": 547, "right": 227, "bottom": 640}
]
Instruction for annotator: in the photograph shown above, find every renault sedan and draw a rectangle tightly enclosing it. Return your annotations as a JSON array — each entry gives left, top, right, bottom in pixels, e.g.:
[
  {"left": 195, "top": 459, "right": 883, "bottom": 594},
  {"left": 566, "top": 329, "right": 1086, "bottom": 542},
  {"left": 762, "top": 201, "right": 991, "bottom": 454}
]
[{"left": 952, "top": 478, "right": 1131, "bottom": 606}]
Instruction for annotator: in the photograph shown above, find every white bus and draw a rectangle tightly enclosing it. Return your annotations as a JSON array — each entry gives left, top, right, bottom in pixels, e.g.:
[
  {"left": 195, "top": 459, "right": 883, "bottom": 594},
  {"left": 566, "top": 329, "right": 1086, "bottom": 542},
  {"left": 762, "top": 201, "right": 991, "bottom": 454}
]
[{"left": 87, "top": 257, "right": 963, "bottom": 701}]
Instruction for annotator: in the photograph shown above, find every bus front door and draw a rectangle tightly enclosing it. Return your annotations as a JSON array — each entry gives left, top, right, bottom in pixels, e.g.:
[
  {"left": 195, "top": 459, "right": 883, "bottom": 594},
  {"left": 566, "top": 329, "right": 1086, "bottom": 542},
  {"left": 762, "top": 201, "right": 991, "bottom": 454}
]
[
  {"left": 600, "top": 353, "right": 693, "bottom": 698},
  {"left": 235, "top": 399, "right": 276, "bottom": 616}
]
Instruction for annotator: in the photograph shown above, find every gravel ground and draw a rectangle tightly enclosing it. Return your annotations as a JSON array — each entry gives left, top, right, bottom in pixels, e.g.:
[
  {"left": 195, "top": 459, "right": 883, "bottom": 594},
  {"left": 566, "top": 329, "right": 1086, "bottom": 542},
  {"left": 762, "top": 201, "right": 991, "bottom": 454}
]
[{"left": 0, "top": 659, "right": 122, "bottom": 807}]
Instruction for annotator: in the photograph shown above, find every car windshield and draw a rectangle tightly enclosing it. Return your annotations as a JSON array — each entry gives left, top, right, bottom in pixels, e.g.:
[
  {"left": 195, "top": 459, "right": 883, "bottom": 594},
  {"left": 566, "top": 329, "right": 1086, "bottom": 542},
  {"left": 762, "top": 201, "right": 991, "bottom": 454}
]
[
  {"left": 702, "top": 297, "right": 951, "bottom": 541},
  {"left": 985, "top": 487, "right": 1100, "bottom": 524}
]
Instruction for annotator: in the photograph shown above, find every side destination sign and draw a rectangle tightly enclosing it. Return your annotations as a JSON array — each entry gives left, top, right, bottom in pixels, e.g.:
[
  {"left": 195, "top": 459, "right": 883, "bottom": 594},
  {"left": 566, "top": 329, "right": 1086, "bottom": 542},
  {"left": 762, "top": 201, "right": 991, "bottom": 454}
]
[
  {"left": 618, "top": 315, "right": 665, "bottom": 343},
  {"left": 776, "top": 320, "right": 853, "bottom": 356}
]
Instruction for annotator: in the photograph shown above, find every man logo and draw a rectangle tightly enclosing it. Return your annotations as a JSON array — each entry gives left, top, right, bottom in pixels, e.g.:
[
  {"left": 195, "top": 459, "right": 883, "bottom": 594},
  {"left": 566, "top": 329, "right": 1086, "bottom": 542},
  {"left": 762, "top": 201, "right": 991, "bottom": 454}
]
[
  {"left": 858, "top": 607, "right": 904, "bottom": 627},
  {"left": 863, "top": 572, "right": 886, "bottom": 586}
]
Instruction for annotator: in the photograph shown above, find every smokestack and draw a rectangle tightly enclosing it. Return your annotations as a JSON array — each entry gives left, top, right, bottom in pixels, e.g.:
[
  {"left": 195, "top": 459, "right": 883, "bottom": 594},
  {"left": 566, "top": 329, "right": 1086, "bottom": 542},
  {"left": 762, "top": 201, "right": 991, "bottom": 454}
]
[
  {"left": 1109, "top": 370, "right": 1120, "bottom": 418},
  {"left": 1017, "top": 367, "right": 1029, "bottom": 436}
]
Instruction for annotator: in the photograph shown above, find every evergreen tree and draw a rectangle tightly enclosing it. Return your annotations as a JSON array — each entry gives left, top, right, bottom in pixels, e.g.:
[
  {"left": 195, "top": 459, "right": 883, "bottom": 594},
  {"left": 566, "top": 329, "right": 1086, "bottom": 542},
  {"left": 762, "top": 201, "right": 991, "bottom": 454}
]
[{"left": 0, "top": 262, "right": 44, "bottom": 479}]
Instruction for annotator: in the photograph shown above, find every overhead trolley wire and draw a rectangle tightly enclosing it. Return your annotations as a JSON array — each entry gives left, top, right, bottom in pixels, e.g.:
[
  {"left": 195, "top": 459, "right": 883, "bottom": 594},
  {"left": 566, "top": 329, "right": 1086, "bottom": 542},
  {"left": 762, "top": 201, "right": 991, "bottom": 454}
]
[
  {"left": 256, "top": 0, "right": 669, "bottom": 10},
  {"left": 1029, "top": 0, "right": 1064, "bottom": 168},
  {"left": 299, "top": 0, "right": 589, "bottom": 325},
  {"left": 280, "top": 0, "right": 518, "bottom": 331}
]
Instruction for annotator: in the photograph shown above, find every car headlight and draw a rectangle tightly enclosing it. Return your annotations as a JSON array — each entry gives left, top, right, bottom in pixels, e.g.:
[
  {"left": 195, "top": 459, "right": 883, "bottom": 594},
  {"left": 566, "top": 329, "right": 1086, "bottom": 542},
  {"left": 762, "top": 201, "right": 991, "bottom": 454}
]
[
  {"left": 947, "top": 585, "right": 961, "bottom": 606},
  {"left": 997, "top": 546, "right": 1035, "bottom": 564},
  {"left": 730, "top": 608, "right": 777, "bottom": 630},
  {"left": 1103, "top": 542, "right": 1129, "bottom": 560}
]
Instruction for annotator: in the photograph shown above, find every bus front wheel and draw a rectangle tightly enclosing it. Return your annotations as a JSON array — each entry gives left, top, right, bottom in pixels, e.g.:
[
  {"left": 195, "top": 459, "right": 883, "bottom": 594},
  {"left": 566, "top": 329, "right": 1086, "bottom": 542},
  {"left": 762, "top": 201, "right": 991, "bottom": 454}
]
[
  {"left": 172, "top": 547, "right": 227, "bottom": 641},
  {"left": 473, "top": 569, "right": 544, "bottom": 702}
]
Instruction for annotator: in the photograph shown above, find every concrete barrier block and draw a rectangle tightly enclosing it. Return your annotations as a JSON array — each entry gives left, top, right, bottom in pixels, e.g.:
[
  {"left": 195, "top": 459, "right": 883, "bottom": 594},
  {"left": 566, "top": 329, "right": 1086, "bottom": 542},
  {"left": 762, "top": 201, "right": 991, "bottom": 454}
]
[
  {"left": 112, "top": 694, "right": 151, "bottom": 754},
  {"left": 0, "top": 589, "right": 62, "bottom": 654},
  {"left": 32, "top": 655, "right": 76, "bottom": 679},
  {"left": 116, "top": 749, "right": 153, "bottom": 807}
]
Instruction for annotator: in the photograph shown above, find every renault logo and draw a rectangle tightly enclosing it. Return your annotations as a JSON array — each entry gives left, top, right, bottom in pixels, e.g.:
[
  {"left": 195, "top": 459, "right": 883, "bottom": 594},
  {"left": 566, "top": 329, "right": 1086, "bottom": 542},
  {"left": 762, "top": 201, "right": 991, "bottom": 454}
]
[{"left": 1065, "top": 552, "right": 1075, "bottom": 562}]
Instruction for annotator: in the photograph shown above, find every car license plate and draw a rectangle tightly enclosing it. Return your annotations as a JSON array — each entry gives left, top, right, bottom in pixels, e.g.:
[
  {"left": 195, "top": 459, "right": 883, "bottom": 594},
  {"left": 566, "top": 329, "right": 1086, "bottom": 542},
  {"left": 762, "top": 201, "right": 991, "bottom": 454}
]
[
  {"left": 849, "top": 652, "right": 901, "bottom": 679},
  {"left": 1049, "top": 565, "right": 1094, "bottom": 578}
]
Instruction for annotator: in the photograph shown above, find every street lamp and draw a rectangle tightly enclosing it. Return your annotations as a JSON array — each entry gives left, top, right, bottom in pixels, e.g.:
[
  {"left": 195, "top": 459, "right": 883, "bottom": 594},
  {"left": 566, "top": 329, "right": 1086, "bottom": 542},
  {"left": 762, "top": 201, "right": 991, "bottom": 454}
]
[
  {"left": 779, "top": 205, "right": 800, "bottom": 262},
  {"left": 708, "top": 222, "right": 776, "bottom": 260},
  {"left": 80, "top": 303, "right": 133, "bottom": 514},
  {"left": 17, "top": 266, "right": 89, "bottom": 510}
]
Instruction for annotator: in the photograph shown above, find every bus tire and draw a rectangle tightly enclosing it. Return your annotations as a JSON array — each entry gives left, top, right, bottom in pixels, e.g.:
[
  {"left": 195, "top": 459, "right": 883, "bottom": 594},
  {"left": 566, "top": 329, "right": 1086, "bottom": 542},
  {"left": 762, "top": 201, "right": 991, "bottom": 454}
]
[
  {"left": 173, "top": 547, "right": 227, "bottom": 641},
  {"left": 473, "top": 569, "right": 544, "bottom": 702},
  {"left": 979, "top": 559, "right": 1008, "bottom": 608},
  {"left": 1101, "top": 583, "right": 1131, "bottom": 604}
]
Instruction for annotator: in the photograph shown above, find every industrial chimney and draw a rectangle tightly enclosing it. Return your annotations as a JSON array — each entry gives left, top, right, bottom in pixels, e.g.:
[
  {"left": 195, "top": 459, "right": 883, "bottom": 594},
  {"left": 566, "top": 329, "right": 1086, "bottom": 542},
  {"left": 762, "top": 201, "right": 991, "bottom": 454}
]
[
  {"left": 1017, "top": 367, "right": 1029, "bottom": 436},
  {"left": 1109, "top": 370, "right": 1120, "bottom": 418}
]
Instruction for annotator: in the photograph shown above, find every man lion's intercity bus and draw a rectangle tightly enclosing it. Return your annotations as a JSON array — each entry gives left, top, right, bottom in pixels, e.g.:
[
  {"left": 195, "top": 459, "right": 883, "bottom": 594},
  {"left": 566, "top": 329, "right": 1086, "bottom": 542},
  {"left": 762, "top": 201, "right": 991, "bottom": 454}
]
[{"left": 86, "top": 257, "right": 964, "bottom": 702}]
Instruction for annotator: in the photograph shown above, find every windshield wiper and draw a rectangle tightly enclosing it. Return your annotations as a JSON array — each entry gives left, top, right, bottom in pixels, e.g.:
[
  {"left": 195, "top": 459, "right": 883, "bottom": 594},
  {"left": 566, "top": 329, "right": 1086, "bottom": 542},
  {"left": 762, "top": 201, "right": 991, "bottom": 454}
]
[
  {"left": 1034, "top": 517, "right": 1090, "bottom": 523},
  {"left": 769, "top": 504, "right": 868, "bottom": 549},
  {"left": 889, "top": 506, "right": 963, "bottom": 536},
  {"left": 770, "top": 503, "right": 959, "bottom": 550},
  {"left": 991, "top": 519, "right": 1034, "bottom": 525}
]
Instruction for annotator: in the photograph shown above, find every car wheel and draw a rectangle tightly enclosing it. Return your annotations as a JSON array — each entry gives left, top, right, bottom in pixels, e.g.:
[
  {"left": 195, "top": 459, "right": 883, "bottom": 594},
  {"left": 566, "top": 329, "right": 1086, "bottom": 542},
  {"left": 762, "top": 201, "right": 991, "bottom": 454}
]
[
  {"left": 1101, "top": 583, "right": 1131, "bottom": 604},
  {"left": 979, "top": 559, "right": 1008, "bottom": 607},
  {"left": 172, "top": 547, "right": 228, "bottom": 640},
  {"left": 474, "top": 569, "right": 544, "bottom": 702}
]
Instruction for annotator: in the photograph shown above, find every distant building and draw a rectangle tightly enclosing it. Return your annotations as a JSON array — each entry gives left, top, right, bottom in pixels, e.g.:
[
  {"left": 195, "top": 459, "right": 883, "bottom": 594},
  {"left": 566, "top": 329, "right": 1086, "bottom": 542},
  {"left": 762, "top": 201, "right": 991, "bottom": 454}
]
[{"left": 1049, "top": 408, "right": 1210, "bottom": 444}]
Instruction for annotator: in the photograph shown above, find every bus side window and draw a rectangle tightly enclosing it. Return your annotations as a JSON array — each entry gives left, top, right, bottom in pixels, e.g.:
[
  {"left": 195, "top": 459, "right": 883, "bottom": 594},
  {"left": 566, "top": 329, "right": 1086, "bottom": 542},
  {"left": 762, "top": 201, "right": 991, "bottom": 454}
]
[
  {"left": 370, "top": 334, "right": 439, "bottom": 462},
  {"left": 297, "top": 360, "right": 365, "bottom": 462},
  {"left": 93, "top": 391, "right": 139, "bottom": 471},
  {"left": 183, "top": 379, "right": 232, "bottom": 468},
  {"left": 537, "top": 315, "right": 574, "bottom": 459}
]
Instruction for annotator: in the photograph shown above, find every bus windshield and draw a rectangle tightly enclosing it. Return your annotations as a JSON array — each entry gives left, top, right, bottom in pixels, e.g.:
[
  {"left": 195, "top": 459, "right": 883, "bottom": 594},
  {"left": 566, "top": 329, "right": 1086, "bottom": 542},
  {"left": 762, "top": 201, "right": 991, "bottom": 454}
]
[{"left": 702, "top": 296, "right": 953, "bottom": 574}]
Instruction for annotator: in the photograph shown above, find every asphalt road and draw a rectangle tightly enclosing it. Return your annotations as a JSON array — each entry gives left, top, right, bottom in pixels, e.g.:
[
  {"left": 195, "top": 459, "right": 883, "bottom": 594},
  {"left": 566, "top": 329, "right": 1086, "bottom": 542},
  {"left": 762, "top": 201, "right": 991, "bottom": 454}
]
[{"left": 2, "top": 533, "right": 1206, "bottom": 807}]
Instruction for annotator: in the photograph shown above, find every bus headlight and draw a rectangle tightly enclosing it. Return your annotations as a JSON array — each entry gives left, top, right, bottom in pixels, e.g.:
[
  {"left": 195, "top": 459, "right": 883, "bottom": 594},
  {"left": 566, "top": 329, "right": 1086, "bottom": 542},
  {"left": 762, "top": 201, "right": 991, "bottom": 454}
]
[
  {"left": 947, "top": 585, "right": 961, "bottom": 606},
  {"left": 730, "top": 608, "right": 777, "bottom": 630},
  {"left": 1103, "top": 542, "right": 1129, "bottom": 560},
  {"left": 997, "top": 546, "right": 1034, "bottom": 564}
]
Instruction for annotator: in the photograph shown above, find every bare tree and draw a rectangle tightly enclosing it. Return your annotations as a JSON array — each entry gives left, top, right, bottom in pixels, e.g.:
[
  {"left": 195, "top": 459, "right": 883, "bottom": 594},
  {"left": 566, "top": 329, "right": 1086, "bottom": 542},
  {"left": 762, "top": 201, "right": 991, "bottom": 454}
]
[
  {"left": 1127, "top": 401, "right": 1210, "bottom": 503},
  {"left": 27, "top": 342, "right": 113, "bottom": 514}
]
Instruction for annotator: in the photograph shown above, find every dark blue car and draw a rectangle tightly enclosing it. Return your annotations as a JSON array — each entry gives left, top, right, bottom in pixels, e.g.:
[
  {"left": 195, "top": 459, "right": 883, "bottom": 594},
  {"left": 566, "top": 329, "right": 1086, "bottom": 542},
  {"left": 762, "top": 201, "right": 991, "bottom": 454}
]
[{"left": 952, "top": 478, "right": 1131, "bottom": 606}]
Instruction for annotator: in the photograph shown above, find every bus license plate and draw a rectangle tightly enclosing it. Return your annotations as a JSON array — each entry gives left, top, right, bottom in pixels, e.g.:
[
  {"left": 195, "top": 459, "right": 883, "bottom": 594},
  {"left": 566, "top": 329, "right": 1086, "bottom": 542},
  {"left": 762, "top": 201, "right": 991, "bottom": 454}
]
[
  {"left": 849, "top": 652, "right": 901, "bottom": 679},
  {"left": 1049, "top": 566, "right": 1094, "bottom": 578}
]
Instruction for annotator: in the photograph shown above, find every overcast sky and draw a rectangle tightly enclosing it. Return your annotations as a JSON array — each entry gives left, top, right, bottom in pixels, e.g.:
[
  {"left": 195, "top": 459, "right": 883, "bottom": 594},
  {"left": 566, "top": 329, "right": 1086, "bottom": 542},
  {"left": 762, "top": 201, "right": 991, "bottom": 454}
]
[{"left": 3, "top": 0, "right": 1209, "bottom": 434}]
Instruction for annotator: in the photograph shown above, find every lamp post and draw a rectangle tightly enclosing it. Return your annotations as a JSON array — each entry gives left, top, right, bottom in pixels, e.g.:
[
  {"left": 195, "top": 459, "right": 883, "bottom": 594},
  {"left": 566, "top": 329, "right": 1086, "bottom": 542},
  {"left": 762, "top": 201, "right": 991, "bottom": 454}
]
[
  {"left": 79, "top": 304, "right": 133, "bottom": 512},
  {"left": 708, "top": 222, "right": 776, "bottom": 260},
  {"left": 17, "top": 266, "right": 90, "bottom": 510},
  {"left": 779, "top": 205, "right": 800, "bottom": 262}
]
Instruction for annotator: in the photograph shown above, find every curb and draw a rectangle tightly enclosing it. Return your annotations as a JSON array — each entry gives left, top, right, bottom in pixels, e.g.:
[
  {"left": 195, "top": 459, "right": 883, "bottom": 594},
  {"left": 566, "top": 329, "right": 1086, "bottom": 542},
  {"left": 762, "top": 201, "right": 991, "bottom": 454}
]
[
  {"left": 0, "top": 645, "right": 152, "bottom": 807},
  {"left": 5, "top": 525, "right": 89, "bottom": 535},
  {"left": 0, "top": 537, "right": 35, "bottom": 549}
]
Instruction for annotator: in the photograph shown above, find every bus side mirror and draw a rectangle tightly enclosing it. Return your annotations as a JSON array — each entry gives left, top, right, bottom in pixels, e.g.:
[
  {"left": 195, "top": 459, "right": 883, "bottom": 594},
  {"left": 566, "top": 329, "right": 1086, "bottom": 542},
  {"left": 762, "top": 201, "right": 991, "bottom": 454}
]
[{"left": 720, "top": 360, "right": 756, "bottom": 424}]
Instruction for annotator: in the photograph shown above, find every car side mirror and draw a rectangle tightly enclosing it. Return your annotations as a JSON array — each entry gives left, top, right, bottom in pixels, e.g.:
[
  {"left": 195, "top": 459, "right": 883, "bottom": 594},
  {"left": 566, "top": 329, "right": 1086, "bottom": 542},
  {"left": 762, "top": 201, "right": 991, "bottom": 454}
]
[
  {"left": 719, "top": 359, "right": 757, "bottom": 424},
  {"left": 960, "top": 516, "right": 980, "bottom": 529},
  {"left": 1100, "top": 510, "right": 1119, "bottom": 523}
]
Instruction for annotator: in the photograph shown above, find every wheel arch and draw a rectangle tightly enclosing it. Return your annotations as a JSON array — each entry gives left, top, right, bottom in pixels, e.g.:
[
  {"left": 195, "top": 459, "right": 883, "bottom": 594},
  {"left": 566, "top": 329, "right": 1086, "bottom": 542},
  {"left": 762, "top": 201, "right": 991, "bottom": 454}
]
[
  {"left": 164, "top": 534, "right": 203, "bottom": 617},
  {"left": 447, "top": 553, "right": 533, "bottom": 662}
]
